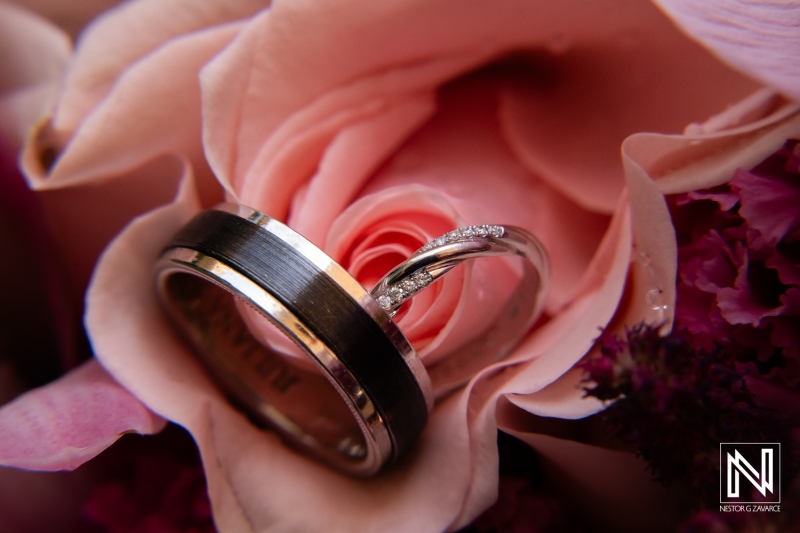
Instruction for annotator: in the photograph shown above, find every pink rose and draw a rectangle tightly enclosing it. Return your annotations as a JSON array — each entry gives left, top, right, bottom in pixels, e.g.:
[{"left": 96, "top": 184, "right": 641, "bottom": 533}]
[{"left": 1, "top": 0, "right": 799, "bottom": 531}]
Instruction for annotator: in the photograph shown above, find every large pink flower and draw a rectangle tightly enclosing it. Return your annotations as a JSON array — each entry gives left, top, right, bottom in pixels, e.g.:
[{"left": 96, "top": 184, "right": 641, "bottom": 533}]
[{"left": 1, "top": 0, "right": 799, "bottom": 531}]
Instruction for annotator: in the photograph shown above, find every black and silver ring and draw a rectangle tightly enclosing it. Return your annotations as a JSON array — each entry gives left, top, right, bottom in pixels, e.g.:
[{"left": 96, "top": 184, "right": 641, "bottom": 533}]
[{"left": 155, "top": 204, "right": 433, "bottom": 476}]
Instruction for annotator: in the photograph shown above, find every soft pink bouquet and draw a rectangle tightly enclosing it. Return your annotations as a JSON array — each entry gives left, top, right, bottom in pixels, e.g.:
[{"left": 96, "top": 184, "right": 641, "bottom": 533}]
[{"left": 0, "top": 1, "right": 798, "bottom": 531}]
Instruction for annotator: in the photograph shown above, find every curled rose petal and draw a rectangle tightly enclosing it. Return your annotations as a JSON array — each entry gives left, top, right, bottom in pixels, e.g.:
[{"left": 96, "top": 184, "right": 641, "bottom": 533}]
[
  {"left": 17, "top": 14, "right": 243, "bottom": 324},
  {"left": 0, "top": 360, "right": 166, "bottom": 471},
  {"left": 624, "top": 91, "right": 800, "bottom": 196},
  {"left": 24, "top": 20, "right": 240, "bottom": 188}
]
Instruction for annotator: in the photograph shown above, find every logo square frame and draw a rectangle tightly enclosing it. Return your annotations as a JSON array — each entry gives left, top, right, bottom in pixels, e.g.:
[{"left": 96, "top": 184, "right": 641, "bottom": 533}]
[{"left": 720, "top": 443, "right": 781, "bottom": 504}]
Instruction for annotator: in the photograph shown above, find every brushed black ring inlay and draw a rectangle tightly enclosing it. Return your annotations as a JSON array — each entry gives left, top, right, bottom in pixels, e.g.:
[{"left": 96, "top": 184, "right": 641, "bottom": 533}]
[{"left": 165, "top": 209, "right": 428, "bottom": 461}]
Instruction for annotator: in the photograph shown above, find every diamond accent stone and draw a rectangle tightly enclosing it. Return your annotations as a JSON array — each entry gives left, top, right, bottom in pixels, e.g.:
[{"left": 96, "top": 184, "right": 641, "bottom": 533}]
[
  {"left": 377, "top": 294, "right": 392, "bottom": 309},
  {"left": 376, "top": 269, "right": 435, "bottom": 311},
  {"left": 376, "top": 225, "right": 507, "bottom": 312},
  {"left": 417, "top": 225, "right": 506, "bottom": 254},
  {"left": 388, "top": 286, "right": 405, "bottom": 303},
  {"left": 400, "top": 279, "right": 417, "bottom": 292}
]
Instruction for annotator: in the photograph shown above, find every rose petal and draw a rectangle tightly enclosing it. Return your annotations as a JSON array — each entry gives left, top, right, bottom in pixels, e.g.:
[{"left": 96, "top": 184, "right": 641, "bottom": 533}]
[
  {"left": 217, "top": 47, "right": 482, "bottom": 214},
  {"left": 202, "top": 1, "right": 489, "bottom": 192},
  {"left": 624, "top": 92, "right": 800, "bottom": 196},
  {"left": 0, "top": 3, "right": 70, "bottom": 149},
  {"left": 652, "top": 0, "right": 800, "bottom": 101},
  {"left": 204, "top": 0, "right": 757, "bottom": 200},
  {"left": 18, "top": 23, "right": 238, "bottom": 311},
  {"left": 50, "top": 0, "right": 266, "bottom": 136},
  {"left": 26, "top": 22, "right": 239, "bottom": 188},
  {"left": 200, "top": 391, "right": 483, "bottom": 533},
  {"left": 487, "top": 193, "right": 633, "bottom": 410},
  {"left": 444, "top": 192, "right": 634, "bottom": 523},
  {"left": 286, "top": 95, "right": 437, "bottom": 245},
  {"left": 503, "top": 113, "right": 684, "bottom": 417},
  {"left": 502, "top": 367, "right": 603, "bottom": 420},
  {"left": 0, "top": 359, "right": 166, "bottom": 471},
  {"left": 498, "top": 5, "right": 759, "bottom": 214}
]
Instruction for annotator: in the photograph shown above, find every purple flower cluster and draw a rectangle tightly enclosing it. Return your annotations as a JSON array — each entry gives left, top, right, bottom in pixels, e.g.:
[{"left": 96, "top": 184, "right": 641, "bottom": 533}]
[
  {"left": 672, "top": 139, "right": 800, "bottom": 385},
  {"left": 580, "top": 139, "right": 800, "bottom": 531}
]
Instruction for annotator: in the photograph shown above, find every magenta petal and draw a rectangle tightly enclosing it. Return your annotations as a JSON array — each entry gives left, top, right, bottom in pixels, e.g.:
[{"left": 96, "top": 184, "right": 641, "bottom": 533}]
[
  {"left": 0, "top": 360, "right": 166, "bottom": 471},
  {"left": 717, "top": 252, "right": 786, "bottom": 326},
  {"left": 732, "top": 167, "right": 800, "bottom": 246}
]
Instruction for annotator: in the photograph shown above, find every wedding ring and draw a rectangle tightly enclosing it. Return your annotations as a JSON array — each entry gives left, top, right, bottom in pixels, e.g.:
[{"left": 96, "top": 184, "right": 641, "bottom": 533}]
[
  {"left": 155, "top": 204, "right": 433, "bottom": 476},
  {"left": 372, "top": 225, "right": 548, "bottom": 315},
  {"left": 372, "top": 224, "right": 549, "bottom": 393}
]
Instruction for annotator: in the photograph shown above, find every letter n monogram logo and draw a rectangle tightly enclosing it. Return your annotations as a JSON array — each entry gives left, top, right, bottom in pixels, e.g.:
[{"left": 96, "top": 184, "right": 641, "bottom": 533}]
[{"left": 720, "top": 443, "right": 781, "bottom": 504}]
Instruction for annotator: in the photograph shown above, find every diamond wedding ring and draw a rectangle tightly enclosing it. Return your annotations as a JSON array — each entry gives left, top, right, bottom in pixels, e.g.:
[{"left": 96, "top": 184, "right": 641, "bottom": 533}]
[
  {"left": 372, "top": 224, "right": 547, "bottom": 316},
  {"left": 155, "top": 204, "right": 548, "bottom": 475}
]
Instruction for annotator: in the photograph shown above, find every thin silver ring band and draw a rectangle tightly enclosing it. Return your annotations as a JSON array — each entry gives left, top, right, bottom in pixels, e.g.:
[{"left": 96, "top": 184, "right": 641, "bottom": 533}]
[
  {"left": 372, "top": 224, "right": 548, "bottom": 316},
  {"left": 371, "top": 225, "right": 550, "bottom": 394},
  {"left": 155, "top": 204, "right": 433, "bottom": 476}
]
